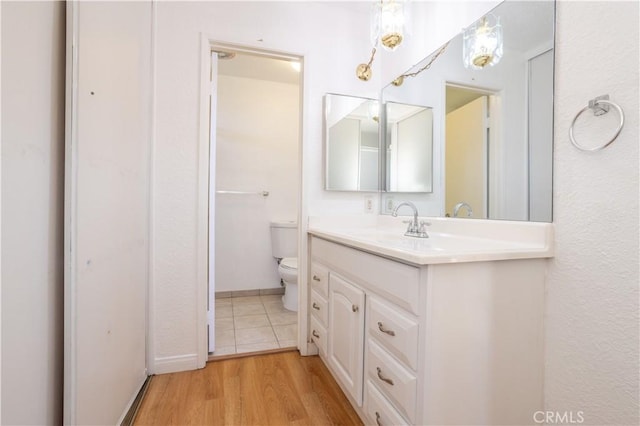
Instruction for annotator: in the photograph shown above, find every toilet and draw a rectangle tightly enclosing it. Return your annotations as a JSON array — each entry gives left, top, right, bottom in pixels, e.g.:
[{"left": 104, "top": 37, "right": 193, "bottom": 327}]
[{"left": 270, "top": 221, "right": 298, "bottom": 312}]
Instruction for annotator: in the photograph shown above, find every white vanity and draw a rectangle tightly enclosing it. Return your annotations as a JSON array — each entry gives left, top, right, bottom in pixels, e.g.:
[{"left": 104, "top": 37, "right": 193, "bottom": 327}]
[{"left": 307, "top": 216, "right": 554, "bottom": 425}]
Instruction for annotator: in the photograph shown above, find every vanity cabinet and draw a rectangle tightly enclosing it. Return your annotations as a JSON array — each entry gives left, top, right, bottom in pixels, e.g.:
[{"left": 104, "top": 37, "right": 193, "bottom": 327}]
[
  {"left": 309, "top": 262, "right": 329, "bottom": 355},
  {"left": 308, "top": 235, "right": 546, "bottom": 426},
  {"left": 327, "top": 274, "right": 365, "bottom": 405}
]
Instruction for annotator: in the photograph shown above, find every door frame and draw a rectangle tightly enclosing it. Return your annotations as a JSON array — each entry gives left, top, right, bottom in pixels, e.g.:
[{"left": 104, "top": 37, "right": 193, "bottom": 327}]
[{"left": 196, "top": 35, "right": 307, "bottom": 360}]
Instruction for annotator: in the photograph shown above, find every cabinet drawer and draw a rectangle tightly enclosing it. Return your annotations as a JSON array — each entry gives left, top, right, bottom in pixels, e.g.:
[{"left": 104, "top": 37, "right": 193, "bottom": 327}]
[
  {"left": 310, "top": 316, "right": 327, "bottom": 355},
  {"left": 364, "top": 380, "right": 409, "bottom": 426},
  {"left": 366, "top": 339, "right": 417, "bottom": 423},
  {"left": 310, "top": 262, "right": 329, "bottom": 297},
  {"left": 310, "top": 290, "right": 328, "bottom": 327},
  {"left": 311, "top": 237, "right": 420, "bottom": 314},
  {"left": 368, "top": 296, "right": 419, "bottom": 370}
]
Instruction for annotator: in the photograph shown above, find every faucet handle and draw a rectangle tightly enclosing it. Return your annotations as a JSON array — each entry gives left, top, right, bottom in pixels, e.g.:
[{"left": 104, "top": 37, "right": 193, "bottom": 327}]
[
  {"left": 418, "top": 221, "right": 431, "bottom": 236},
  {"left": 402, "top": 220, "right": 417, "bottom": 233}
]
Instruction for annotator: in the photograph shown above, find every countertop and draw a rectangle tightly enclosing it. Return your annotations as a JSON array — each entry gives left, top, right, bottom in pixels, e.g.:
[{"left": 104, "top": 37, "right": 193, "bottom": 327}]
[{"left": 307, "top": 216, "right": 554, "bottom": 266}]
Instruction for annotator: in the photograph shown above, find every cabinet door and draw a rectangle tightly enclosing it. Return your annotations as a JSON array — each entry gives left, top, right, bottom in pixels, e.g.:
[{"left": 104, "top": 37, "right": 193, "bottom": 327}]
[{"left": 328, "top": 273, "right": 365, "bottom": 406}]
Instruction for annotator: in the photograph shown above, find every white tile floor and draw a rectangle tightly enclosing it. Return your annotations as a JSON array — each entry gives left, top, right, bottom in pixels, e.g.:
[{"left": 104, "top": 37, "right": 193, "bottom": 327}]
[{"left": 211, "top": 294, "right": 298, "bottom": 358}]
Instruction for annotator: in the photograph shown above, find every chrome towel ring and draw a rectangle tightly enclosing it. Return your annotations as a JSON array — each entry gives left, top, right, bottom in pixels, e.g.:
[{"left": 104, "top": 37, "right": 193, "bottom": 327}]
[{"left": 569, "top": 94, "right": 625, "bottom": 152}]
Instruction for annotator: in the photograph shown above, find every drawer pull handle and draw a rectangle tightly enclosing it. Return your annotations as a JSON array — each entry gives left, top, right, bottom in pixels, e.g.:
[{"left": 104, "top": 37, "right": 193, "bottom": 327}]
[
  {"left": 375, "top": 412, "right": 382, "bottom": 426},
  {"left": 312, "top": 302, "right": 320, "bottom": 310},
  {"left": 377, "top": 322, "right": 396, "bottom": 336},
  {"left": 352, "top": 304, "right": 359, "bottom": 313},
  {"left": 312, "top": 275, "right": 321, "bottom": 282},
  {"left": 376, "top": 367, "right": 394, "bottom": 386},
  {"left": 312, "top": 330, "right": 320, "bottom": 338}
]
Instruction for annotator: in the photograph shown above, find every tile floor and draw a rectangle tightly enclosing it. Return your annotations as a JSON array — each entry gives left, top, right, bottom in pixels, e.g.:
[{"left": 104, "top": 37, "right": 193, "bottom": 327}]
[{"left": 211, "top": 294, "right": 298, "bottom": 358}]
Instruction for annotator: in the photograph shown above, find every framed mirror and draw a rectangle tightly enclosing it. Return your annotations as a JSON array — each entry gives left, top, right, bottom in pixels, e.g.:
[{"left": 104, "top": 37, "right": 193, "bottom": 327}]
[
  {"left": 381, "top": 0, "right": 555, "bottom": 222},
  {"left": 324, "top": 93, "right": 380, "bottom": 191}
]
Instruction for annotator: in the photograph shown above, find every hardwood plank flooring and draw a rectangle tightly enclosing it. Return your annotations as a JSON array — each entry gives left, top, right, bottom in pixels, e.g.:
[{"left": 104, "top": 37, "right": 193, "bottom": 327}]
[{"left": 134, "top": 350, "right": 363, "bottom": 425}]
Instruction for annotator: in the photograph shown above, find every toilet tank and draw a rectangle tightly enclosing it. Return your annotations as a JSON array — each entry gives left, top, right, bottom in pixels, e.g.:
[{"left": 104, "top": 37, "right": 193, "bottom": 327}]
[{"left": 270, "top": 221, "right": 298, "bottom": 259}]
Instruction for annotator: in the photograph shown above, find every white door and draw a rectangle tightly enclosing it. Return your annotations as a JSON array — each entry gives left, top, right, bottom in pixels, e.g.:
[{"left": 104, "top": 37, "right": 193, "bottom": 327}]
[
  {"left": 328, "top": 273, "right": 365, "bottom": 405},
  {"left": 64, "top": 2, "right": 150, "bottom": 423},
  {"left": 207, "top": 51, "right": 218, "bottom": 353},
  {"left": 445, "top": 96, "right": 489, "bottom": 218}
]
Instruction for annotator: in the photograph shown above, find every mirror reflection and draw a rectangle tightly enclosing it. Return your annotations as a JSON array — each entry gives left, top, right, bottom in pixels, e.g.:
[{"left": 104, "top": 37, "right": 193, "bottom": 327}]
[
  {"left": 324, "top": 94, "right": 379, "bottom": 191},
  {"left": 385, "top": 102, "right": 433, "bottom": 193},
  {"left": 382, "top": 0, "right": 555, "bottom": 222}
]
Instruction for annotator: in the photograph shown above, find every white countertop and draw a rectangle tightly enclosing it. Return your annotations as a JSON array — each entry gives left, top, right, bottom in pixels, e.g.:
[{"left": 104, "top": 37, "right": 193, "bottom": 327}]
[{"left": 308, "top": 215, "right": 554, "bottom": 266}]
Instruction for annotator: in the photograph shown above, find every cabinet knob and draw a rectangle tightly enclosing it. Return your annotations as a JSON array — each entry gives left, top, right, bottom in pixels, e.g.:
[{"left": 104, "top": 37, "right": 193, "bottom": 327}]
[
  {"left": 376, "top": 367, "right": 395, "bottom": 386},
  {"left": 375, "top": 412, "right": 383, "bottom": 426},
  {"left": 352, "top": 304, "right": 359, "bottom": 313},
  {"left": 312, "top": 275, "right": 321, "bottom": 282},
  {"left": 377, "top": 321, "right": 396, "bottom": 336},
  {"left": 312, "top": 330, "right": 320, "bottom": 338},
  {"left": 312, "top": 302, "right": 320, "bottom": 310}
]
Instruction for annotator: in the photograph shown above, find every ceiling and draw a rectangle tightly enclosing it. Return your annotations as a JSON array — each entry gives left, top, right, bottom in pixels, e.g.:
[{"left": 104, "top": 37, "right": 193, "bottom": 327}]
[{"left": 217, "top": 50, "right": 301, "bottom": 85}]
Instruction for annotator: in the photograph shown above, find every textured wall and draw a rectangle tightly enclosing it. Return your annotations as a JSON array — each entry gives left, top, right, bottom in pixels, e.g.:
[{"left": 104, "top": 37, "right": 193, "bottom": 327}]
[{"left": 545, "top": 2, "right": 639, "bottom": 424}]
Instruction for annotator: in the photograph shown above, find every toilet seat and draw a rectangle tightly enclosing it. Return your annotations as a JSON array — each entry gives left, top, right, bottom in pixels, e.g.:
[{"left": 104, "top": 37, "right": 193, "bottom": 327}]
[{"left": 280, "top": 257, "right": 297, "bottom": 271}]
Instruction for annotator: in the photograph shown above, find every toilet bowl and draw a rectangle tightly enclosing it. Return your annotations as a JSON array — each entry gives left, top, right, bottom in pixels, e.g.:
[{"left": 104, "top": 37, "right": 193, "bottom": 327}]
[
  {"left": 270, "top": 221, "right": 298, "bottom": 312},
  {"left": 278, "top": 257, "right": 298, "bottom": 312}
]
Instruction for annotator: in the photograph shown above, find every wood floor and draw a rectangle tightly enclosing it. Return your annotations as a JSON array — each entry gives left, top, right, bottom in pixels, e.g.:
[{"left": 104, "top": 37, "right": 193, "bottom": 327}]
[{"left": 134, "top": 350, "right": 363, "bottom": 425}]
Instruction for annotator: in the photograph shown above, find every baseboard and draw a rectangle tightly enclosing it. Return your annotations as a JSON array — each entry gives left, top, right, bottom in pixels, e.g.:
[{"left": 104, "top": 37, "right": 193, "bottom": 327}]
[
  {"left": 152, "top": 354, "right": 200, "bottom": 374},
  {"left": 215, "top": 287, "right": 284, "bottom": 298}
]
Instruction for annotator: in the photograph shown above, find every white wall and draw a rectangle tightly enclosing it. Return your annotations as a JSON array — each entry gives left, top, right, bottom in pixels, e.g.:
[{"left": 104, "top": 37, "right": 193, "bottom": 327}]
[
  {"left": 544, "top": 2, "right": 639, "bottom": 424},
  {"left": 1, "top": 2, "right": 65, "bottom": 424},
  {"left": 152, "top": 1, "right": 380, "bottom": 371},
  {"left": 215, "top": 74, "right": 299, "bottom": 292}
]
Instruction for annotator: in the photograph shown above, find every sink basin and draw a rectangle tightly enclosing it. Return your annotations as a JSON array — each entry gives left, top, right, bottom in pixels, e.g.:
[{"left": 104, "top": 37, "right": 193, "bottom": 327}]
[
  {"left": 307, "top": 216, "right": 554, "bottom": 265},
  {"left": 343, "top": 229, "right": 447, "bottom": 251}
]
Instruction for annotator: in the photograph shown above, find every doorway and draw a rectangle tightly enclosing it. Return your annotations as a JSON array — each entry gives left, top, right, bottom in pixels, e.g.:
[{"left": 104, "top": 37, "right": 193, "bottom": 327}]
[
  {"left": 444, "top": 84, "right": 499, "bottom": 219},
  {"left": 206, "top": 45, "right": 302, "bottom": 358}
]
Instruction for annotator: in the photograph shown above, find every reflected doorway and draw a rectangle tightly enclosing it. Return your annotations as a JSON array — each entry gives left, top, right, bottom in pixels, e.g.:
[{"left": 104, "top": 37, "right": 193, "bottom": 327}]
[{"left": 444, "top": 84, "right": 499, "bottom": 219}]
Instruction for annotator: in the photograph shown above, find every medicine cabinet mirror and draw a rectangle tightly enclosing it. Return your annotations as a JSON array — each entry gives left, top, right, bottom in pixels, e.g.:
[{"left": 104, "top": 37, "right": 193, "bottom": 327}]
[
  {"left": 324, "top": 93, "right": 380, "bottom": 192},
  {"left": 384, "top": 102, "right": 434, "bottom": 193},
  {"left": 382, "top": 0, "right": 555, "bottom": 222},
  {"left": 324, "top": 94, "right": 435, "bottom": 193}
]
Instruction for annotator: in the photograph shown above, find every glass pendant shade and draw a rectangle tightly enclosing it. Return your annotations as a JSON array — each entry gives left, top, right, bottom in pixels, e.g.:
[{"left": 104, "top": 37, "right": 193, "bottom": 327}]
[
  {"left": 463, "top": 14, "right": 503, "bottom": 69},
  {"left": 371, "top": 0, "right": 409, "bottom": 51}
]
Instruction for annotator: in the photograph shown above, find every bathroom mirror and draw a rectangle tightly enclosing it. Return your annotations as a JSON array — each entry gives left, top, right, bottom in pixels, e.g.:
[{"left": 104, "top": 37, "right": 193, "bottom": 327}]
[
  {"left": 324, "top": 93, "right": 380, "bottom": 191},
  {"left": 381, "top": 0, "right": 555, "bottom": 222},
  {"left": 385, "top": 102, "right": 434, "bottom": 193}
]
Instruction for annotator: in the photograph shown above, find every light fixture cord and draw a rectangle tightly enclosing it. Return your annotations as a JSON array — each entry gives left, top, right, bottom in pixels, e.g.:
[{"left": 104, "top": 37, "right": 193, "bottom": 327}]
[
  {"left": 366, "top": 47, "right": 377, "bottom": 68},
  {"left": 396, "top": 41, "right": 449, "bottom": 80}
]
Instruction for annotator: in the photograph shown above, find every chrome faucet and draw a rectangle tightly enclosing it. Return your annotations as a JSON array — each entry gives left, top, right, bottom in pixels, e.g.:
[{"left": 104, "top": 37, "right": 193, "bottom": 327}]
[
  {"left": 453, "top": 201, "right": 473, "bottom": 217},
  {"left": 392, "top": 201, "right": 430, "bottom": 238}
]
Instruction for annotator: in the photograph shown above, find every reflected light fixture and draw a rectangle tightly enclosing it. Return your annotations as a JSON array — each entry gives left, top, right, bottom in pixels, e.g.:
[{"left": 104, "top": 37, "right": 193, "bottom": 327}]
[
  {"left": 463, "top": 14, "right": 503, "bottom": 69},
  {"left": 368, "top": 101, "right": 380, "bottom": 122}
]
